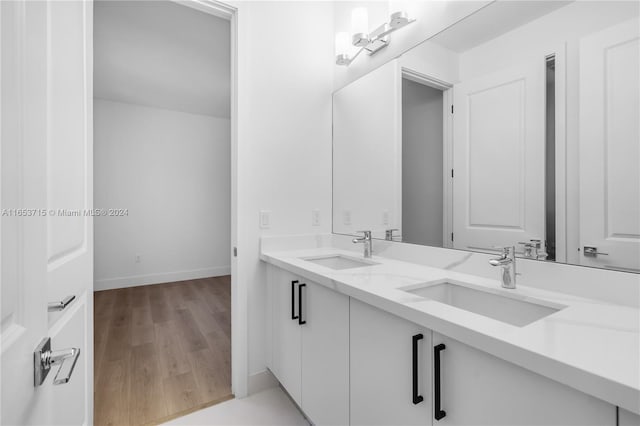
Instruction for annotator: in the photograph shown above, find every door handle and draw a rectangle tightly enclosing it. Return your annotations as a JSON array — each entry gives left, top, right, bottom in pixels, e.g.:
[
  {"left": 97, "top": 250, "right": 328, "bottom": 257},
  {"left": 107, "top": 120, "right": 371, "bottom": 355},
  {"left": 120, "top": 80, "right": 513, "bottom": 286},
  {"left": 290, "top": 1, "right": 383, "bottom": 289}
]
[
  {"left": 434, "top": 343, "right": 446, "bottom": 421},
  {"left": 298, "top": 283, "right": 306, "bottom": 325},
  {"left": 412, "top": 333, "right": 424, "bottom": 404},
  {"left": 291, "top": 280, "right": 299, "bottom": 320},
  {"left": 583, "top": 246, "right": 609, "bottom": 257},
  {"left": 48, "top": 295, "right": 76, "bottom": 312},
  {"left": 34, "top": 337, "right": 81, "bottom": 386}
]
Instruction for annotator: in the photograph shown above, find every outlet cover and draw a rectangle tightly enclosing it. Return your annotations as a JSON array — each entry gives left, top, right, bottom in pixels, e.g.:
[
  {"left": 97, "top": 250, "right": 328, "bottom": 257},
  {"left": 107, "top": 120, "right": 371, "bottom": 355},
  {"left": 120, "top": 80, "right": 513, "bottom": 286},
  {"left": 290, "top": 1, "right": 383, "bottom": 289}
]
[
  {"left": 382, "top": 210, "right": 390, "bottom": 225},
  {"left": 312, "top": 209, "right": 320, "bottom": 226},
  {"left": 343, "top": 210, "right": 352, "bottom": 225},
  {"left": 259, "top": 210, "right": 271, "bottom": 229}
]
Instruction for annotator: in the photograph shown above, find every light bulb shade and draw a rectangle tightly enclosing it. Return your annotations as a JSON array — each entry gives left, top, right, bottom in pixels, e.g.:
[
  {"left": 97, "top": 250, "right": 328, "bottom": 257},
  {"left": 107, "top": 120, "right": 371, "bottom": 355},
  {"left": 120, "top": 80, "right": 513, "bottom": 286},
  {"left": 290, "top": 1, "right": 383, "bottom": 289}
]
[
  {"left": 335, "top": 32, "right": 351, "bottom": 57},
  {"left": 389, "top": 11, "right": 410, "bottom": 29},
  {"left": 351, "top": 7, "right": 369, "bottom": 36}
]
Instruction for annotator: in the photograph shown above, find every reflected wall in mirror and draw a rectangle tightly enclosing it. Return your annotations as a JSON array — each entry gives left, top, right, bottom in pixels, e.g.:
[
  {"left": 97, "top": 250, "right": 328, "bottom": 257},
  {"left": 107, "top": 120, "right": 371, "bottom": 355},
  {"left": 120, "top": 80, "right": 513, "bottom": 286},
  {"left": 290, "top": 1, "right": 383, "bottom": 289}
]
[{"left": 332, "top": 1, "right": 640, "bottom": 272}]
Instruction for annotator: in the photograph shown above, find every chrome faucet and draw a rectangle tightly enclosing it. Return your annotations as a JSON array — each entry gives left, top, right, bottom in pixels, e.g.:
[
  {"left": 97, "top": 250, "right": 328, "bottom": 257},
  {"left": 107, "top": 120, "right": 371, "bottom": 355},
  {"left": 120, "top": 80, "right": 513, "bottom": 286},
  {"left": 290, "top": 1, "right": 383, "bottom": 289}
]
[
  {"left": 518, "top": 239, "right": 548, "bottom": 260},
  {"left": 489, "top": 246, "right": 516, "bottom": 289},
  {"left": 385, "top": 229, "right": 400, "bottom": 241},
  {"left": 531, "top": 239, "right": 548, "bottom": 260},
  {"left": 353, "top": 230, "right": 373, "bottom": 258}
]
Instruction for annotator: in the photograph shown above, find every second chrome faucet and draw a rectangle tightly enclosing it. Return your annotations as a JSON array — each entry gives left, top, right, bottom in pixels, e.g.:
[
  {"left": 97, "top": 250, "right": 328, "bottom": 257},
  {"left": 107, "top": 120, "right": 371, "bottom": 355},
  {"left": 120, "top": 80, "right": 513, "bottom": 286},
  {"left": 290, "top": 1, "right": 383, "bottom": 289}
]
[
  {"left": 489, "top": 246, "right": 517, "bottom": 289},
  {"left": 353, "top": 230, "right": 373, "bottom": 258}
]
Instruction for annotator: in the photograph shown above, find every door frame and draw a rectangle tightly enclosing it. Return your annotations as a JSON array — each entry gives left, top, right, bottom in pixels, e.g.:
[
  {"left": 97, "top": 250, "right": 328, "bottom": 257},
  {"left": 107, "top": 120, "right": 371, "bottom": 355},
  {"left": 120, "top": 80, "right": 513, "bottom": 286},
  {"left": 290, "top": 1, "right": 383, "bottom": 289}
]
[{"left": 400, "top": 67, "right": 454, "bottom": 248}]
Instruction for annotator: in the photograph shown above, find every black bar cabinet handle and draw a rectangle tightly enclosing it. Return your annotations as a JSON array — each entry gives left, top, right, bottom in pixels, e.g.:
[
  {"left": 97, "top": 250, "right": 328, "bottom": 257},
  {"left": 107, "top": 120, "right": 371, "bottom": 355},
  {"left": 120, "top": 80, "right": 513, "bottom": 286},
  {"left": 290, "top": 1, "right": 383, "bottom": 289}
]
[
  {"left": 298, "top": 283, "right": 306, "bottom": 325},
  {"left": 434, "top": 343, "right": 447, "bottom": 421},
  {"left": 412, "top": 333, "right": 424, "bottom": 404},
  {"left": 291, "top": 280, "right": 299, "bottom": 320}
]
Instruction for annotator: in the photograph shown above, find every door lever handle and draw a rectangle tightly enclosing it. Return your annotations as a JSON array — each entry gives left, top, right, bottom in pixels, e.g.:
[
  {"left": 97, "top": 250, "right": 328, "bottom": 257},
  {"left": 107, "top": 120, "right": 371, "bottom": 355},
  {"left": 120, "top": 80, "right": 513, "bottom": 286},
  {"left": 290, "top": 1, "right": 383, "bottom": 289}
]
[
  {"left": 583, "top": 246, "right": 609, "bottom": 257},
  {"left": 48, "top": 295, "right": 76, "bottom": 312},
  {"left": 34, "top": 337, "right": 81, "bottom": 386}
]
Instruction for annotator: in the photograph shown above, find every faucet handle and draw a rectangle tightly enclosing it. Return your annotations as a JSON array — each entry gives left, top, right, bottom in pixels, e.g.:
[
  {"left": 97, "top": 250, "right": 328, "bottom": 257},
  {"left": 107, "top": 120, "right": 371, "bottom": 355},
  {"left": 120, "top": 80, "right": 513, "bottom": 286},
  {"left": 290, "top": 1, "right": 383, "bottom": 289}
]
[
  {"left": 385, "top": 229, "right": 400, "bottom": 241},
  {"left": 493, "top": 246, "right": 515, "bottom": 256},
  {"left": 356, "top": 230, "right": 372, "bottom": 237}
]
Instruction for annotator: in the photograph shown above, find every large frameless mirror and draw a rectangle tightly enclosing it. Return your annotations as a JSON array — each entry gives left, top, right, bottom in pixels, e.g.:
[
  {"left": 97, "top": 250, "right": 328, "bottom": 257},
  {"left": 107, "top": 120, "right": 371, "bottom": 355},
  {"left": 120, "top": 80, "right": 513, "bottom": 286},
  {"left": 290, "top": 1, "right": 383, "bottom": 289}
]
[{"left": 332, "top": 1, "right": 640, "bottom": 273}]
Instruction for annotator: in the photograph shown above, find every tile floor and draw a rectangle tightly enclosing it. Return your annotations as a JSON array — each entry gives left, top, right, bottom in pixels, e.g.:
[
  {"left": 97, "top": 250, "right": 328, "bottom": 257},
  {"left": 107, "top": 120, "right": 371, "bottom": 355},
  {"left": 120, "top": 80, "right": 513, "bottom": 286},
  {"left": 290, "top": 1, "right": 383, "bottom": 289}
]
[{"left": 163, "top": 387, "right": 309, "bottom": 426}]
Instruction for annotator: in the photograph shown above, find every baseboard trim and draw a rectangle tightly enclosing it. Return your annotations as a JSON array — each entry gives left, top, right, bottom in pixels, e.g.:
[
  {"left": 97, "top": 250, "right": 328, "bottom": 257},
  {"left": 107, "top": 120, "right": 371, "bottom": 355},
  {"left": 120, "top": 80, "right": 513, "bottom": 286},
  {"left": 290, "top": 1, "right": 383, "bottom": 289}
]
[
  {"left": 248, "top": 370, "right": 278, "bottom": 395},
  {"left": 94, "top": 266, "right": 230, "bottom": 291}
]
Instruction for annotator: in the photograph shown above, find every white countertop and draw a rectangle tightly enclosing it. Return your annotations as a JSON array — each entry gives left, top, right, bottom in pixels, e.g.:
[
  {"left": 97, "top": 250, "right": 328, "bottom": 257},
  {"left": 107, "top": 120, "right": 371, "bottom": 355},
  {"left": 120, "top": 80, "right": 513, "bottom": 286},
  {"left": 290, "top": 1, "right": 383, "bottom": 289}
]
[{"left": 260, "top": 246, "right": 640, "bottom": 414}]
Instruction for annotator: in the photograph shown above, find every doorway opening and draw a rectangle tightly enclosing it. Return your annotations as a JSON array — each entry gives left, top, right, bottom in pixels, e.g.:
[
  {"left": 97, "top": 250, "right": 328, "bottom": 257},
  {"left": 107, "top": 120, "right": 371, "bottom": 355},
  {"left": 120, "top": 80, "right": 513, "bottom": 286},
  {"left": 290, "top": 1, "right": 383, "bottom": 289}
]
[
  {"left": 545, "top": 55, "right": 557, "bottom": 261},
  {"left": 92, "top": 1, "right": 233, "bottom": 424},
  {"left": 401, "top": 69, "right": 453, "bottom": 248}
]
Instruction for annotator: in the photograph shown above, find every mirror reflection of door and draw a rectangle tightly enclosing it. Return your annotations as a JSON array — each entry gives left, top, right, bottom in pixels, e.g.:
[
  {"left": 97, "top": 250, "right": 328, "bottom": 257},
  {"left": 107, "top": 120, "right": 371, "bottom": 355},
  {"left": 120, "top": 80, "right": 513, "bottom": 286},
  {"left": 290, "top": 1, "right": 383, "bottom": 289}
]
[
  {"left": 452, "top": 60, "right": 546, "bottom": 254},
  {"left": 579, "top": 18, "right": 640, "bottom": 272}
]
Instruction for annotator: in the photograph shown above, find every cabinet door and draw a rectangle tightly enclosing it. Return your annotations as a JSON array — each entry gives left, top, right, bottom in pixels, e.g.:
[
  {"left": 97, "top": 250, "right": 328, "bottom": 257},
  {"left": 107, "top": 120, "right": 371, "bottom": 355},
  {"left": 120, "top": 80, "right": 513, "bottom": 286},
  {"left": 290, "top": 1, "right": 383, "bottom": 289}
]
[
  {"left": 270, "top": 266, "right": 302, "bottom": 405},
  {"left": 619, "top": 408, "right": 640, "bottom": 426},
  {"left": 350, "top": 299, "right": 432, "bottom": 425},
  {"left": 433, "top": 333, "right": 615, "bottom": 425},
  {"left": 301, "top": 282, "right": 350, "bottom": 425}
]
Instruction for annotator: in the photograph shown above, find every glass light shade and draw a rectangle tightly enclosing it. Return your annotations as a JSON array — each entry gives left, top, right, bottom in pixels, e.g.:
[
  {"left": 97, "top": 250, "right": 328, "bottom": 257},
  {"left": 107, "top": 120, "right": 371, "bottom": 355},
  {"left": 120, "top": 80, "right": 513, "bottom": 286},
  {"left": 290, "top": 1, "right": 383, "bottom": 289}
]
[
  {"left": 335, "top": 32, "right": 351, "bottom": 56},
  {"left": 351, "top": 7, "right": 369, "bottom": 36}
]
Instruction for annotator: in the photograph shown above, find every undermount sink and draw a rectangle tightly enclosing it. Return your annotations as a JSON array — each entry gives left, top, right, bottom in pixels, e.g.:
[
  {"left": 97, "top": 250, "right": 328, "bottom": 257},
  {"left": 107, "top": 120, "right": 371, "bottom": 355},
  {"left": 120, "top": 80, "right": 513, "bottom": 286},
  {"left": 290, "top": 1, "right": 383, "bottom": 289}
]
[
  {"left": 301, "top": 254, "right": 378, "bottom": 270},
  {"left": 404, "top": 280, "right": 565, "bottom": 327}
]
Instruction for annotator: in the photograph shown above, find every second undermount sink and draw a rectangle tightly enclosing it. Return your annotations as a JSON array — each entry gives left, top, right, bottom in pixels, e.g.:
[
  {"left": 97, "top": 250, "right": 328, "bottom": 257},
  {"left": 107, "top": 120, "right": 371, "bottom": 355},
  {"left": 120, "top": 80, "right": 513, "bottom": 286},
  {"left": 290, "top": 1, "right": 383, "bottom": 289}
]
[
  {"left": 404, "top": 281, "right": 565, "bottom": 327},
  {"left": 301, "top": 254, "right": 378, "bottom": 270}
]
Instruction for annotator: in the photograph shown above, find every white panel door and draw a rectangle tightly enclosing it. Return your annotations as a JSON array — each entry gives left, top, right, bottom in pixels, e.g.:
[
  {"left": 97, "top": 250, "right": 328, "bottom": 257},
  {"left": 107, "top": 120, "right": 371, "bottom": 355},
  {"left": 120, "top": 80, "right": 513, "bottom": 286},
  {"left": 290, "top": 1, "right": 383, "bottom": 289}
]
[
  {"left": 300, "top": 282, "right": 349, "bottom": 426},
  {"left": 333, "top": 60, "right": 402, "bottom": 239},
  {"left": 579, "top": 18, "right": 640, "bottom": 272},
  {"left": 453, "top": 60, "right": 545, "bottom": 252},
  {"left": 1, "top": 1, "right": 93, "bottom": 424},
  {"left": 350, "top": 299, "right": 432, "bottom": 426}
]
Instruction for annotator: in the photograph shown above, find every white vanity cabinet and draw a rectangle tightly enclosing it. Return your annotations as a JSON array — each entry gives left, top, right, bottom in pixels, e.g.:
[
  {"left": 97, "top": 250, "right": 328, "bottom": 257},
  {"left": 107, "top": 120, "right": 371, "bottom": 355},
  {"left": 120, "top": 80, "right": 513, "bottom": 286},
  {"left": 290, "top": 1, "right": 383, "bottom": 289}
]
[
  {"left": 432, "top": 332, "right": 615, "bottom": 425},
  {"left": 266, "top": 265, "right": 349, "bottom": 425},
  {"left": 350, "top": 299, "right": 433, "bottom": 425}
]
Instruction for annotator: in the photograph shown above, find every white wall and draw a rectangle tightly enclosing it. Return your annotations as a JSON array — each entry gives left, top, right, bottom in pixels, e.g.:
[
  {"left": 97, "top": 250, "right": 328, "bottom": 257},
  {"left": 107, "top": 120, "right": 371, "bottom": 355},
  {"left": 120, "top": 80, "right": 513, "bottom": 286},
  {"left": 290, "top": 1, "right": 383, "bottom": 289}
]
[
  {"left": 94, "top": 99, "right": 230, "bottom": 290},
  {"left": 333, "top": 60, "right": 402, "bottom": 239},
  {"left": 232, "top": 1, "right": 335, "bottom": 389},
  {"left": 399, "top": 39, "right": 459, "bottom": 83},
  {"left": 402, "top": 78, "right": 443, "bottom": 247},
  {"left": 94, "top": 1, "right": 230, "bottom": 117}
]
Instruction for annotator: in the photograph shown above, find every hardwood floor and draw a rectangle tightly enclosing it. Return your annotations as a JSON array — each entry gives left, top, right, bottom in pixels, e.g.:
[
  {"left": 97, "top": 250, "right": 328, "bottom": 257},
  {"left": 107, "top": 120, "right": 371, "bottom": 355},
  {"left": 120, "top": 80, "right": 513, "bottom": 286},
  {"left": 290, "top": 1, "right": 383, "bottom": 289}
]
[{"left": 94, "top": 277, "right": 232, "bottom": 426}]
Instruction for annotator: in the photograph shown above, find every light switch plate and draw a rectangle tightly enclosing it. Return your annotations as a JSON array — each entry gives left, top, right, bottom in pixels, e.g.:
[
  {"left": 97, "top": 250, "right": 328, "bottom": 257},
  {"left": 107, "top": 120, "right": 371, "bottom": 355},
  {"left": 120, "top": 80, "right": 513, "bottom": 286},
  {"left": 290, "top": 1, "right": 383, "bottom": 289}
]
[{"left": 259, "top": 210, "right": 271, "bottom": 229}]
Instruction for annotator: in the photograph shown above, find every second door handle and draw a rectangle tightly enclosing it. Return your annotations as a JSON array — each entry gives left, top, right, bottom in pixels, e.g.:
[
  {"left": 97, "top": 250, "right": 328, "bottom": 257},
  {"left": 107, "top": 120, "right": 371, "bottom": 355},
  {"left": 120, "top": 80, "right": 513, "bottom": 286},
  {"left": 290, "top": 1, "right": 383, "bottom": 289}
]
[
  {"left": 290, "top": 280, "right": 306, "bottom": 325},
  {"left": 298, "top": 283, "right": 306, "bottom": 325}
]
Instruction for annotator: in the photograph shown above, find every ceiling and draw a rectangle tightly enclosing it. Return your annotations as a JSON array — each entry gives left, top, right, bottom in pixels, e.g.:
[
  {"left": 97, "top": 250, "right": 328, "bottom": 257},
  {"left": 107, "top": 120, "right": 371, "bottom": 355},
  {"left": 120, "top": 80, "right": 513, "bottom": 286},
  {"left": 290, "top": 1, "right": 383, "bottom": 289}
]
[
  {"left": 430, "top": 1, "right": 573, "bottom": 52},
  {"left": 94, "top": 1, "right": 230, "bottom": 118}
]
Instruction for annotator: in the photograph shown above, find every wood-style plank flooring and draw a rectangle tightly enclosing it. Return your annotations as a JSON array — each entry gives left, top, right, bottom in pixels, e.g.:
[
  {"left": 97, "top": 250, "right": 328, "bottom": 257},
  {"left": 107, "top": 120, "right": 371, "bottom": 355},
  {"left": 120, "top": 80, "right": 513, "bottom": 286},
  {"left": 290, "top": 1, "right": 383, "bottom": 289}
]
[{"left": 94, "top": 277, "right": 232, "bottom": 426}]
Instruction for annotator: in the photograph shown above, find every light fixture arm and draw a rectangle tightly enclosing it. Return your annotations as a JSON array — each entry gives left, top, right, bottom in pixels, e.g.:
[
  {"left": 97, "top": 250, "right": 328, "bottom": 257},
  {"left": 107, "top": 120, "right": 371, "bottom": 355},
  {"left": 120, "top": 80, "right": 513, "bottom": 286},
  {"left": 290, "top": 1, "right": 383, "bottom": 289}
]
[{"left": 336, "top": 11, "right": 415, "bottom": 66}]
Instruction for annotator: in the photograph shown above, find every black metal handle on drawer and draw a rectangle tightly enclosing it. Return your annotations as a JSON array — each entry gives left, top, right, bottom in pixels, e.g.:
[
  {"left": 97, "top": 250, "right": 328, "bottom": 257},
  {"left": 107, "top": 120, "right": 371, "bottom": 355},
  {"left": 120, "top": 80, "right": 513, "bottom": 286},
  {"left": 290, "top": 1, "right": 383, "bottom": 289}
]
[
  {"left": 434, "top": 343, "right": 447, "bottom": 421},
  {"left": 298, "top": 283, "right": 306, "bottom": 325},
  {"left": 291, "top": 280, "right": 299, "bottom": 320},
  {"left": 412, "top": 333, "right": 424, "bottom": 404}
]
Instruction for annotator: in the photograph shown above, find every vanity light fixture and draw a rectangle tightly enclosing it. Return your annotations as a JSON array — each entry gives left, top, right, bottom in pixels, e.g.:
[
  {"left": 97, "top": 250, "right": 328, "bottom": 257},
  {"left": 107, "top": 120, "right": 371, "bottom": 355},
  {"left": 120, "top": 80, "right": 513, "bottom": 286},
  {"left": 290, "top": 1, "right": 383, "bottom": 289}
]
[{"left": 335, "top": 9, "right": 415, "bottom": 66}]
